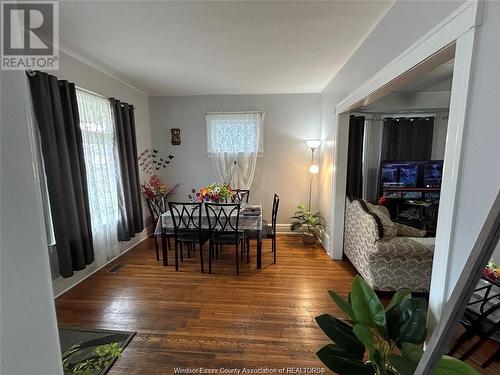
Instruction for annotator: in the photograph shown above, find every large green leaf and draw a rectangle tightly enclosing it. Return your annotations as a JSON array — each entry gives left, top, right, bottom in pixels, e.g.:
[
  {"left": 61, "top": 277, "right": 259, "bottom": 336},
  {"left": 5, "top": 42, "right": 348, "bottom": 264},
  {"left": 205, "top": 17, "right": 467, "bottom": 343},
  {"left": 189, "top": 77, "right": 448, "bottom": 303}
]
[
  {"left": 350, "top": 276, "right": 388, "bottom": 339},
  {"left": 385, "top": 289, "right": 411, "bottom": 312},
  {"left": 316, "top": 345, "right": 375, "bottom": 375},
  {"left": 315, "top": 314, "right": 365, "bottom": 359},
  {"left": 386, "top": 297, "right": 427, "bottom": 347},
  {"left": 353, "top": 324, "right": 374, "bottom": 352},
  {"left": 328, "top": 290, "right": 356, "bottom": 321},
  {"left": 435, "top": 355, "right": 480, "bottom": 375},
  {"left": 387, "top": 353, "right": 417, "bottom": 375},
  {"left": 401, "top": 343, "right": 424, "bottom": 365}
]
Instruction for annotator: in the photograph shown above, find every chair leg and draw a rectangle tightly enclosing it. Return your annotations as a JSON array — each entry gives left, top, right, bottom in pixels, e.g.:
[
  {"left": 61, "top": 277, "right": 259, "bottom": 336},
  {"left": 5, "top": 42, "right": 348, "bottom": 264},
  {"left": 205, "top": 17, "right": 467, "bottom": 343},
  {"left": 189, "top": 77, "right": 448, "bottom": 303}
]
[
  {"left": 236, "top": 244, "right": 240, "bottom": 275},
  {"left": 174, "top": 241, "right": 179, "bottom": 271},
  {"left": 460, "top": 336, "right": 488, "bottom": 361},
  {"left": 154, "top": 236, "right": 160, "bottom": 261},
  {"left": 180, "top": 243, "right": 184, "bottom": 262},
  {"left": 482, "top": 348, "right": 500, "bottom": 368},
  {"left": 199, "top": 243, "right": 205, "bottom": 273},
  {"left": 188, "top": 243, "right": 191, "bottom": 258},
  {"left": 449, "top": 329, "right": 475, "bottom": 356},
  {"left": 246, "top": 239, "right": 250, "bottom": 264},
  {"left": 273, "top": 237, "right": 276, "bottom": 264},
  {"left": 209, "top": 243, "right": 212, "bottom": 274}
]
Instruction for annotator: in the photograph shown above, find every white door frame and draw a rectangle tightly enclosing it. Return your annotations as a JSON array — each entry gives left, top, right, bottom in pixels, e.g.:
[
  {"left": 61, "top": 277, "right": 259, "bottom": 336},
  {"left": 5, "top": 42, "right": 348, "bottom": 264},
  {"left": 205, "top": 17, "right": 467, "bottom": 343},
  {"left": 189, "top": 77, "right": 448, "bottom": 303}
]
[{"left": 329, "top": 0, "right": 483, "bottom": 325}]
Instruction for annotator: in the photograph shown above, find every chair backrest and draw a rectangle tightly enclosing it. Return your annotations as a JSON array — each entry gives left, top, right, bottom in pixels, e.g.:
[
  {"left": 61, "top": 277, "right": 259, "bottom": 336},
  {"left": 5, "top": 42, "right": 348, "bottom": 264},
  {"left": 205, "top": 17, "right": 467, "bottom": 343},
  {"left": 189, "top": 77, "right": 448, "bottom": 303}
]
[
  {"left": 231, "top": 189, "right": 250, "bottom": 204},
  {"left": 205, "top": 203, "right": 240, "bottom": 233},
  {"left": 168, "top": 202, "right": 202, "bottom": 235},
  {"left": 146, "top": 194, "right": 167, "bottom": 223},
  {"left": 272, "top": 193, "right": 280, "bottom": 231}
]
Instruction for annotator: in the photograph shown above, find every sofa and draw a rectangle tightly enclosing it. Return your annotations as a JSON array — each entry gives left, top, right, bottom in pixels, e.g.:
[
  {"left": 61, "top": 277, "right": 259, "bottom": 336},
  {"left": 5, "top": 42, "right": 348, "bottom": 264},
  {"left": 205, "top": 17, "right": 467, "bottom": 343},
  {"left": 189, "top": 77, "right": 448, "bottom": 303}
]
[{"left": 343, "top": 197, "right": 434, "bottom": 292}]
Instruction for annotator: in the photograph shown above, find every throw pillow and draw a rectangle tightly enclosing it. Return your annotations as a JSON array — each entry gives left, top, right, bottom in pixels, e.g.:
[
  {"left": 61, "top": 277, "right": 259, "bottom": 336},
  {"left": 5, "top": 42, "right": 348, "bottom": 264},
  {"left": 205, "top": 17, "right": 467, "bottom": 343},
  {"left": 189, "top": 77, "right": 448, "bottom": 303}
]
[{"left": 366, "top": 202, "right": 397, "bottom": 240}]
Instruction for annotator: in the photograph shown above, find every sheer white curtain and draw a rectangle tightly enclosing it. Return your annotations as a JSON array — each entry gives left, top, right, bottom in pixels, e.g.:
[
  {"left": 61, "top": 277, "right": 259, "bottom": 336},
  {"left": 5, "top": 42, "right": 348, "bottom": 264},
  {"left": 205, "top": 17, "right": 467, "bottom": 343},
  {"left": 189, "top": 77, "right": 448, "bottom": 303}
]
[
  {"left": 206, "top": 112, "right": 263, "bottom": 189},
  {"left": 76, "top": 89, "right": 120, "bottom": 265}
]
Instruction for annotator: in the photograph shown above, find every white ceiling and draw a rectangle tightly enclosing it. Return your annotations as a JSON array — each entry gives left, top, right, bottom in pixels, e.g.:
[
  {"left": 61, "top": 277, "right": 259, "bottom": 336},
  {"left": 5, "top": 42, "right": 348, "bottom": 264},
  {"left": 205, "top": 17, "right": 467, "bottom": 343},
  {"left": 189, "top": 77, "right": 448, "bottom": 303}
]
[{"left": 58, "top": 0, "right": 394, "bottom": 96}]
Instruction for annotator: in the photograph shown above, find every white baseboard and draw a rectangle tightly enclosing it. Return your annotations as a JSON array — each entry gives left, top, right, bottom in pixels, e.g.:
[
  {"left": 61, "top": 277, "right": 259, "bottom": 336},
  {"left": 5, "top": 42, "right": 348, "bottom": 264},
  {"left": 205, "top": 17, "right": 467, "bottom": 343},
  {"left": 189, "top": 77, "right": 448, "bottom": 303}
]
[
  {"left": 276, "top": 223, "right": 297, "bottom": 233},
  {"left": 52, "top": 227, "right": 152, "bottom": 298}
]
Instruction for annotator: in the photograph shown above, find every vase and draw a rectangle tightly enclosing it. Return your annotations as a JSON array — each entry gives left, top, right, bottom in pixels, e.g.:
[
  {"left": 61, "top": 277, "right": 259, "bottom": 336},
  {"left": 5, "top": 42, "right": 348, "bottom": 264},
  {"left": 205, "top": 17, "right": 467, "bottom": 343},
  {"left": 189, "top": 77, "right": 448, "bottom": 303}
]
[{"left": 302, "top": 233, "right": 316, "bottom": 245}]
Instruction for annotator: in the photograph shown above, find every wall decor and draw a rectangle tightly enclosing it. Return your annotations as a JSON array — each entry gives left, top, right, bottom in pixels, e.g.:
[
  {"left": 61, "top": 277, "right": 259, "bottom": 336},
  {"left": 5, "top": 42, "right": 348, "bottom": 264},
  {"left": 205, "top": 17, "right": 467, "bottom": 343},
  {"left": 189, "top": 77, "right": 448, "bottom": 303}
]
[
  {"left": 171, "top": 128, "right": 181, "bottom": 145},
  {"left": 137, "top": 148, "right": 175, "bottom": 175}
]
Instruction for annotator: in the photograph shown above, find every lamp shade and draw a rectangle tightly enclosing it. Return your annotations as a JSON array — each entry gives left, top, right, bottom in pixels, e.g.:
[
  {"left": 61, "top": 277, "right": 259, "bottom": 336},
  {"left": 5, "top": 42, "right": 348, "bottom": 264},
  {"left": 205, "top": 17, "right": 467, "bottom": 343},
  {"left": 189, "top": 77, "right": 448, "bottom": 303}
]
[
  {"left": 309, "top": 164, "right": 319, "bottom": 174},
  {"left": 306, "top": 140, "right": 321, "bottom": 149}
]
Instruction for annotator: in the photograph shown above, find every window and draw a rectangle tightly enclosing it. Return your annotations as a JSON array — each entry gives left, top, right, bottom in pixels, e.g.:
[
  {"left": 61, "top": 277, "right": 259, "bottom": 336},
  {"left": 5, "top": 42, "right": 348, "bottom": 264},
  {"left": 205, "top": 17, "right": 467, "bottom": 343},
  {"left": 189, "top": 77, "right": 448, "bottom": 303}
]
[
  {"left": 76, "top": 89, "right": 120, "bottom": 263},
  {"left": 206, "top": 112, "right": 264, "bottom": 155}
]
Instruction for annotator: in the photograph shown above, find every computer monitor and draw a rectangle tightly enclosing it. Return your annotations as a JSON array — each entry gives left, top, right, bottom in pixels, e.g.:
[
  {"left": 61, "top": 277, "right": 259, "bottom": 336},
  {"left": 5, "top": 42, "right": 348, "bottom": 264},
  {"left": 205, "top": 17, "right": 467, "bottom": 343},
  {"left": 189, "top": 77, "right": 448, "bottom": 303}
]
[
  {"left": 424, "top": 161, "right": 444, "bottom": 187},
  {"left": 381, "top": 161, "right": 419, "bottom": 188}
]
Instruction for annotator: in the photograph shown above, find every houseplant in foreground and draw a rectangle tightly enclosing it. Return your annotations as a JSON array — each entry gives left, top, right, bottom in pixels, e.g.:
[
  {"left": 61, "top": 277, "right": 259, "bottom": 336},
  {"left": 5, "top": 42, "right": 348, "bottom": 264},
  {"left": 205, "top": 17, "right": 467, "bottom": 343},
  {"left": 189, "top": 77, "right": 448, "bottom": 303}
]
[
  {"left": 290, "top": 204, "right": 324, "bottom": 244},
  {"left": 315, "top": 275, "right": 478, "bottom": 375}
]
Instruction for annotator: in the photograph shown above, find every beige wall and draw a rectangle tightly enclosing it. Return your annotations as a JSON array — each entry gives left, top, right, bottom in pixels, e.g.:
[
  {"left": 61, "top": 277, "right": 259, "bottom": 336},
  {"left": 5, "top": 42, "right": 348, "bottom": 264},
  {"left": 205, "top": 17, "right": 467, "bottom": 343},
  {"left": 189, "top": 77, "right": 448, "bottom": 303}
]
[{"left": 149, "top": 94, "right": 321, "bottom": 225}]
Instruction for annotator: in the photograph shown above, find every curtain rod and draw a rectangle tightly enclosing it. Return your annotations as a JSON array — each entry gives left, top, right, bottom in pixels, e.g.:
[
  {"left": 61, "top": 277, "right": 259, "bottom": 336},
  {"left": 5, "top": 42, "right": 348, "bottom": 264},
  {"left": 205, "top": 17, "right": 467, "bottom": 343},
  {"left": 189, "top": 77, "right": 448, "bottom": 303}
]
[{"left": 205, "top": 111, "right": 264, "bottom": 115}]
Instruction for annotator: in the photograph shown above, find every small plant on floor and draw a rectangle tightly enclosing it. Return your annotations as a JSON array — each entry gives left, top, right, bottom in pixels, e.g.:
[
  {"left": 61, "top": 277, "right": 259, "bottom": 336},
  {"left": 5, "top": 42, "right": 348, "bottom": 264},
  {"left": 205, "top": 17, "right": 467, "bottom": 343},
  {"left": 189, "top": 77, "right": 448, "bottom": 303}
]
[
  {"left": 290, "top": 204, "right": 324, "bottom": 244},
  {"left": 62, "top": 342, "right": 123, "bottom": 374},
  {"left": 315, "top": 275, "right": 479, "bottom": 375}
]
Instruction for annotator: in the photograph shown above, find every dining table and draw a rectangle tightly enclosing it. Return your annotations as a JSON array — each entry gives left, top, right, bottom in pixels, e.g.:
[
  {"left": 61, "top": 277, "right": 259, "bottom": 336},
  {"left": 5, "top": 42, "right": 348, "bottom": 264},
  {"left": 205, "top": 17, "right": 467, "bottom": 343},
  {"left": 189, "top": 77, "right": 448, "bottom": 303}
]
[{"left": 154, "top": 203, "right": 264, "bottom": 269}]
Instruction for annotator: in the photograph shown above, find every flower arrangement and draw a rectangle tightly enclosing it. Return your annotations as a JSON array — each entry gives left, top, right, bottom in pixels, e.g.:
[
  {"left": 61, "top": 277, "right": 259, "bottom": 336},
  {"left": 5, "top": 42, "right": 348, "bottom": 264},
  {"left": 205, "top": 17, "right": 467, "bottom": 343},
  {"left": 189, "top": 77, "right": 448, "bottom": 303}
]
[
  {"left": 195, "top": 183, "right": 234, "bottom": 203},
  {"left": 141, "top": 175, "right": 179, "bottom": 199},
  {"left": 483, "top": 259, "right": 500, "bottom": 282}
]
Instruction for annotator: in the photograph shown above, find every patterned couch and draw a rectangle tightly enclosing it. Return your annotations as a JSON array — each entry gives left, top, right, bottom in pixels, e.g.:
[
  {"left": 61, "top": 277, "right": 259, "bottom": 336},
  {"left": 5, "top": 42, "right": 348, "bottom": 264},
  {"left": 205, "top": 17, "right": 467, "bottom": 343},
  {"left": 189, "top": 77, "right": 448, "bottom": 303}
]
[{"left": 343, "top": 198, "right": 434, "bottom": 292}]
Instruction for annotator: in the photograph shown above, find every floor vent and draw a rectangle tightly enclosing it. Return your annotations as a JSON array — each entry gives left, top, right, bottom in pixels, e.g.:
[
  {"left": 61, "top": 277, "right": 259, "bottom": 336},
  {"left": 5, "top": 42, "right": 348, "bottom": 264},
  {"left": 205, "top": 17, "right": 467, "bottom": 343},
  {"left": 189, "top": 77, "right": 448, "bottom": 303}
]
[{"left": 108, "top": 263, "right": 125, "bottom": 273}]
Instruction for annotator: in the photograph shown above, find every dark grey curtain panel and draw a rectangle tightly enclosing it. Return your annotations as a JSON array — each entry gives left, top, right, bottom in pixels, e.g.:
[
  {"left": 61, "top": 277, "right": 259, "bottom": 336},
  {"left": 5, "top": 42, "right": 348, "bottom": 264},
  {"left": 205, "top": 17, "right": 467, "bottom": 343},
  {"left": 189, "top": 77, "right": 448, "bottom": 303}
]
[
  {"left": 110, "top": 98, "right": 143, "bottom": 241},
  {"left": 381, "top": 117, "right": 434, "bottom": 161},
  {"left": 27, "top": 71, "right": 94, "bottom": 278},
  {"left": 346, "top": 115, "right": 365, "bottom": 200}
]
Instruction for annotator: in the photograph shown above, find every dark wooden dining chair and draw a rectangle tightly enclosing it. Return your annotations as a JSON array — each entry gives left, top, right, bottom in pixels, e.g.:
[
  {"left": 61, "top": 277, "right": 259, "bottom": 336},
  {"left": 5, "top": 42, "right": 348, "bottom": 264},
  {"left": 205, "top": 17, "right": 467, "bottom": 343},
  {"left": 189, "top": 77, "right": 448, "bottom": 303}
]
[
  {"left": 205, "top": 203, "right": 246, "bottom": 275},
  {"left": 145, "top": 194, "right": 174, "bottom": 261},
  {"left": 168, "top": 202, "right": 209, "bottom": 273},
  {"left": 245, "top": 193, "right": 279, "bottom": 264},
  {"left": 231, "top": 189, "right": 250, "bottom": 204},
  {"left": 448, "top": 278, "right": 500, "bottom": 367}
]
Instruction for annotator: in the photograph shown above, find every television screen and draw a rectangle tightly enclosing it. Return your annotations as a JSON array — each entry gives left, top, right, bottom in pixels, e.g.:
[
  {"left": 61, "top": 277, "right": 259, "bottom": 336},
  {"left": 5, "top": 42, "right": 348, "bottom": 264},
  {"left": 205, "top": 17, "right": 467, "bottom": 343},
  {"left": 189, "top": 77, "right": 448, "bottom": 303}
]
[
  {"left": 424, "top": 161, "right": 444, "bottom": 187},
  {"left": 381, "top": 162, "right": 419, "bottom": 188}
]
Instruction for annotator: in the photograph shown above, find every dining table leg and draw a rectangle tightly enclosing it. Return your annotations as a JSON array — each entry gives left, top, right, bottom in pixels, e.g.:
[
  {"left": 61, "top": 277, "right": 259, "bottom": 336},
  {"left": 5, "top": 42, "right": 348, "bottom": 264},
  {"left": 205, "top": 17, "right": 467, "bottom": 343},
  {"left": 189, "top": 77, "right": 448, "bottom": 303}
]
[{"left": 257, "top": 229, "right": 262, "bottom": 269}]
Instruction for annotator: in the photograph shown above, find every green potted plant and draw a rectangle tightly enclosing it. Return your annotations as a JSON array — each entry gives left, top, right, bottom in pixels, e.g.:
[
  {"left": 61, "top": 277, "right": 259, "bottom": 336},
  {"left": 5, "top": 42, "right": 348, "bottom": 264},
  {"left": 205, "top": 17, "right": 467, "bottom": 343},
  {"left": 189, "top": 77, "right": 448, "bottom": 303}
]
[
  {"left": 290, "top": 204, "right": 325, "bottom": 244},
  {"left": 315, "top": 275, "right": 479, "bottom": 375}
]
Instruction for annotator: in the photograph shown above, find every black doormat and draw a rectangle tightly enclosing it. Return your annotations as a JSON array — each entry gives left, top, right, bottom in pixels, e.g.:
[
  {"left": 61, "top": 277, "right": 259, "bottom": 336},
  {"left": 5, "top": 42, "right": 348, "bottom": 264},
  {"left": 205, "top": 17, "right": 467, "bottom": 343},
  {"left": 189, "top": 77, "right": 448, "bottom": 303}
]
[{"left": 59, "top": 327, "right": 135, "bottom": 374}]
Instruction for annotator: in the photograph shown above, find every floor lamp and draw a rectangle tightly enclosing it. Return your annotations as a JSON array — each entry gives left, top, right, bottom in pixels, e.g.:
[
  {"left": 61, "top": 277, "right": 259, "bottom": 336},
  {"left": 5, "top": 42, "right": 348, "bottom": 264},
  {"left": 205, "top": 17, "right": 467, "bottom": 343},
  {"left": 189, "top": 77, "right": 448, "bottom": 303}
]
[{"left": 306, "top": 140, "right": 321, "bottom": 211}]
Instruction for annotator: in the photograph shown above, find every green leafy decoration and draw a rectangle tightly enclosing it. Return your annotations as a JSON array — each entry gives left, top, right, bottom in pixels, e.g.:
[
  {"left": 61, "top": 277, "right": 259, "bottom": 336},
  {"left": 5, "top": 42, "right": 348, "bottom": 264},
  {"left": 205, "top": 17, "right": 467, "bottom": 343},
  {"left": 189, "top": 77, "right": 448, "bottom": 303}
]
[
  {"left": 387, "top": 353, "right": 417, "bottom": 375},
  {"left": 315, "top": 314, "right": 365, "bottom": 359},
  {"left": 435, "top": 355, "right": 480, "bottom": 375},
  {"left": 385, "top": 289, "right": 411, "bottom": 312},
  {"left": 353, "top": 324, "right": 375, "bottom": 352},
  {"left": 386, "top": 297, "right": 427, "bottom": 348},
  {"left": 316, "top": 345, "right": 376, "bottom": 375},
  {"left": 350, "top": 276, "right": 388, "bottom": 339},
  {"left": 328, "top": 290, "right": 356, "bottom": 321},
  {"left": 401, "top": 343, "right": 424, "bottom": 365}
]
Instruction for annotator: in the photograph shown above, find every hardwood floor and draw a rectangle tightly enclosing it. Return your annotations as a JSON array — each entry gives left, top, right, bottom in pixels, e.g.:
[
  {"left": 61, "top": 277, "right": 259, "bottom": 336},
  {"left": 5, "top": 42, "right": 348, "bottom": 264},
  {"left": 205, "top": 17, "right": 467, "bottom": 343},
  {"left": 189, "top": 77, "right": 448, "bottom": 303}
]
[
  {"left": 56, "top": 235, "right": 356, "bottom": 374},
  {"left": 55, "top": 235, "right": 499, "bottom": 374}
]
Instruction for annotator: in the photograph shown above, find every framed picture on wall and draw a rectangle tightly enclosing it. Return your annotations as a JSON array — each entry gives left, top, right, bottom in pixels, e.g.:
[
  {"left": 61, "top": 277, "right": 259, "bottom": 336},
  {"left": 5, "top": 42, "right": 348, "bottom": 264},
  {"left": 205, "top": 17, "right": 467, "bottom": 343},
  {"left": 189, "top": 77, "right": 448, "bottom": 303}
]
[{"left": 171, "top": 128, "right": 180, "bottom": 145}]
